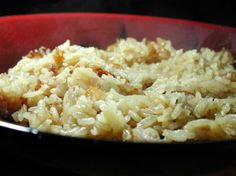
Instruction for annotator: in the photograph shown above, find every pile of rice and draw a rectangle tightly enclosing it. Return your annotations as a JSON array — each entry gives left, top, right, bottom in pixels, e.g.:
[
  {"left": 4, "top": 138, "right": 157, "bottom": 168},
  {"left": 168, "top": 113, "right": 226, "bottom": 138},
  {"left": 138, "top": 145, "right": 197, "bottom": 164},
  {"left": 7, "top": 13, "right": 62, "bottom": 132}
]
[{"left": 1, "top": 37, "right": 236, "bottom": 142}]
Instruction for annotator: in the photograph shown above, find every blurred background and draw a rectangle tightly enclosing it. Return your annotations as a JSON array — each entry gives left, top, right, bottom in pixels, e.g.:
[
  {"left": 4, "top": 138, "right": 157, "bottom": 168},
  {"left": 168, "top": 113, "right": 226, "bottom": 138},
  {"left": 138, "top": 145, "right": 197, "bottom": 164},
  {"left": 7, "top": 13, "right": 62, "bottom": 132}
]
[{"left": 1, "top": 0, "right": 236, "bottom": 27}]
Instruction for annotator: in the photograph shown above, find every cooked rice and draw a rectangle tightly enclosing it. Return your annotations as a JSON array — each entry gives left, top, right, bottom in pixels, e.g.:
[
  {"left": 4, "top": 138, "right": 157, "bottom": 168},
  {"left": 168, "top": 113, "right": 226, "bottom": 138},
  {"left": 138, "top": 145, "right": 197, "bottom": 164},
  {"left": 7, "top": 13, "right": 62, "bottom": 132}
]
[{"left": 1, "top": 37, "right": 236, "bottom": 142}]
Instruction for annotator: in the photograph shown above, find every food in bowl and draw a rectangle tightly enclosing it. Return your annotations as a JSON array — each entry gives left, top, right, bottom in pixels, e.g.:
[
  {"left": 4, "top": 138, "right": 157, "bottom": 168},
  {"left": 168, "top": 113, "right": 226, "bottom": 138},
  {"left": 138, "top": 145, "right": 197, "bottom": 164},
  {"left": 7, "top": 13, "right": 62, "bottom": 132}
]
[{"left": 0, "top": 37, "right": 236, "bottom": 142}]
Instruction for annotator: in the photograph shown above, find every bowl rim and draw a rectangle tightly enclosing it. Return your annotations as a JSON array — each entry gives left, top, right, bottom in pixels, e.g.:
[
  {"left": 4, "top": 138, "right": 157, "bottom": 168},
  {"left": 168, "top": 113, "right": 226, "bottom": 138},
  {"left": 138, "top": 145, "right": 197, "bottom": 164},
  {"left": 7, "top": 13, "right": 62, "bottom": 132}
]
[
  {"left": 1, "top": 12, "right": 236, "bottom": 146},
  {"left": 0, "top": 12, "right": 235, "bottom": 33}
]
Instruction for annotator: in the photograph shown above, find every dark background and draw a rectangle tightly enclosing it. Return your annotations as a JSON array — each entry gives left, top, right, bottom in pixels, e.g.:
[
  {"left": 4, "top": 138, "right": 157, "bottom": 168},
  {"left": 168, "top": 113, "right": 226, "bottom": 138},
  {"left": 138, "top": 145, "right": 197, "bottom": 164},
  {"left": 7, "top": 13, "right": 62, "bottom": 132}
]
[{"left": 0, "top": 0, "right": 236, "bottom": 27}]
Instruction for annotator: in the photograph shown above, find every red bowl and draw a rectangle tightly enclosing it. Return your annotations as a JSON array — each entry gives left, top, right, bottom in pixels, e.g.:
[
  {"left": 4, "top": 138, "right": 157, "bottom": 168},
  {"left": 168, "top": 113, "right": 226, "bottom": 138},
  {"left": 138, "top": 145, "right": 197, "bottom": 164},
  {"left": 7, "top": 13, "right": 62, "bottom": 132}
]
[{"left": 1, "top": 13, "right": 236, "bottom": 176}]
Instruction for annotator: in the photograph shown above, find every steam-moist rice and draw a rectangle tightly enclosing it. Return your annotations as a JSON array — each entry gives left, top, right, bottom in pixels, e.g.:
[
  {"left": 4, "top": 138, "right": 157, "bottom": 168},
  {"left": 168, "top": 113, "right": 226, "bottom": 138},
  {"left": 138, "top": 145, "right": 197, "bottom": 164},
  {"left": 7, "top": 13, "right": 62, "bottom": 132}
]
[{"left": 1, "top": 37, "right": 236, "bottom": 142}]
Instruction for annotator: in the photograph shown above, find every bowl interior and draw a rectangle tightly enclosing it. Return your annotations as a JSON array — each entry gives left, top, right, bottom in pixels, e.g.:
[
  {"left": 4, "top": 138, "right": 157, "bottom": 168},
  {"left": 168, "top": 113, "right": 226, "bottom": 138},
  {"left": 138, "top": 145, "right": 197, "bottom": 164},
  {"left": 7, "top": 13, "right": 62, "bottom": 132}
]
[
  {"left": 1, "top": 13, "right": 236, "bottom": 175},
  {"left": 0, "top": 13, "right": 236, "bottom": 74},
  {"left": 1, "top": 13, "right": 236, "bottom": 134}
]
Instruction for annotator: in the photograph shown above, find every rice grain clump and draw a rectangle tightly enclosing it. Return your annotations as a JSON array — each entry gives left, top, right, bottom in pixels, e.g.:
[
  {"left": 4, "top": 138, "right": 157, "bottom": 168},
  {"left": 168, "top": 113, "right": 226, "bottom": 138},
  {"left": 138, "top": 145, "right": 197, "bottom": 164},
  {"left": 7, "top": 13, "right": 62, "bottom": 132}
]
[{"left": 1, "top": 37, "right": 236, "bottom": 142}]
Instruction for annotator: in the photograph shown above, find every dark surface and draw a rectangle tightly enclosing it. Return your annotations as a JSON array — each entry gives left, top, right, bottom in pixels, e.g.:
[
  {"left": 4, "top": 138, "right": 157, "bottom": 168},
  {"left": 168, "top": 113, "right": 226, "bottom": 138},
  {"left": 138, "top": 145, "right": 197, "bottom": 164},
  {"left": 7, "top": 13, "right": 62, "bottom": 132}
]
[
  {"left": 0, "top": 151, "right": 80, "bottom": 176},
  {"left": 0, "top": 152, "right": 236, "bottom": 176}
]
